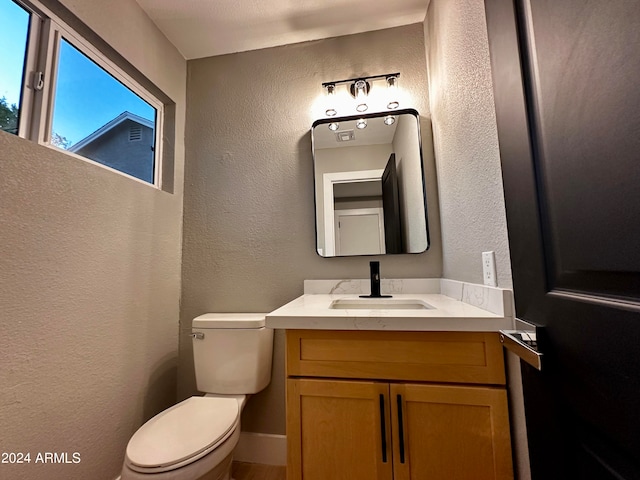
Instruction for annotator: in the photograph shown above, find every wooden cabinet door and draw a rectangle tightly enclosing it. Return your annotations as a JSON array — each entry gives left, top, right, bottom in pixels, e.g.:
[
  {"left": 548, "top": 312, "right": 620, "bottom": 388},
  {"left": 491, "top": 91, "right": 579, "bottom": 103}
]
[
  {"left": 390, "top": 383, "right": 513, "bottom": 480},
  {"left": 287, "top": 378, "right": 393, "bottom": 480}
]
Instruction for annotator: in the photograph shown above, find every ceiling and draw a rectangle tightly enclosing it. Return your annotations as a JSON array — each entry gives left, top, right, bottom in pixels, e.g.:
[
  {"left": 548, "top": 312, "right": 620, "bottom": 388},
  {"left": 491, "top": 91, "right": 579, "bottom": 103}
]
[{"left": 135, "top": 0, "right": 430, "bottom": 60}]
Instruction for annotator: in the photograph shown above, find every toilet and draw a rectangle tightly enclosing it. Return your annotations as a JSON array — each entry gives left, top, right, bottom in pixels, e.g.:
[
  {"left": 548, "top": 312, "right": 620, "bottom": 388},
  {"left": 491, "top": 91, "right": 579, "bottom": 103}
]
[{"left": 121, "top": 313, "right": 274, "bottom": 480}]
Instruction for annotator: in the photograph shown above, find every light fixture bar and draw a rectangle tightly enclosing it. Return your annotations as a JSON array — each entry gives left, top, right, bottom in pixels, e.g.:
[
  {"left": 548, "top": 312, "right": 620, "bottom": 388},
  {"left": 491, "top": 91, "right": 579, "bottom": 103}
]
[{"left": 321, "top": 72, "right": 400, "bottom": 89}]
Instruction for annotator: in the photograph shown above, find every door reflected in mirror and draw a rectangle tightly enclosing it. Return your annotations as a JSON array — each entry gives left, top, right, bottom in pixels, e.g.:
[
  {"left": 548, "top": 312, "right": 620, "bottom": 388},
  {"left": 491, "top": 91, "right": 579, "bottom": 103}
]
[{"left": 312, "top": 109, "right": 429, "bottom": 257}]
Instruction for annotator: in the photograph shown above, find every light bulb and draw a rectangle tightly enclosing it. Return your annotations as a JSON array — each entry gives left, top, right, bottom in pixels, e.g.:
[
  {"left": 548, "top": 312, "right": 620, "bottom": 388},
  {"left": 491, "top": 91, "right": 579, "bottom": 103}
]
[
  {"left": 353, "top": 80, "right": 369, "bottom": 112},
  {"left": 356, "top": 119, "right": 367, "bottom": 129},
  {"left": 328, "top": 122, "right": 339, "bottom": 131},
  {"left": 386, "top": 75, "right": 399, "bottom": 109},
  {"left": 384, "top": 115, "right": 396, "bottom": 125},
  {"left": 325, "top": 84, "right": 337, "bottom": 117}
]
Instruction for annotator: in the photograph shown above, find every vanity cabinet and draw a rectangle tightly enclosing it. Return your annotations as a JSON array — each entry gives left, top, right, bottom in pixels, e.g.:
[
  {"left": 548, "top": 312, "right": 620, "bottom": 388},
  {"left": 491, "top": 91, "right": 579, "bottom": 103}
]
[{"left": 285, "top": 330, "right": 513, "bottom": 480}]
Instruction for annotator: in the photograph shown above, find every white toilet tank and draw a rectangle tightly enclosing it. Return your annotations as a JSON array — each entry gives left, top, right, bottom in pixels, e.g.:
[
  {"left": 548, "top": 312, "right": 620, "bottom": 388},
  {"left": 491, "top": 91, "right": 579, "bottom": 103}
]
[{"left": 192, "top": 313, "right": 273, "bottom": 394}]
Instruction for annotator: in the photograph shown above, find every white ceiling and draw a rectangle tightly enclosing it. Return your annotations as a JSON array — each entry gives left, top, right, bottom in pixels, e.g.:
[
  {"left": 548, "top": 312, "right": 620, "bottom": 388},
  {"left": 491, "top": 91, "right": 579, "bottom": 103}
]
[{"left": 135, "top": 0, "right": 430, "bottom": 60}]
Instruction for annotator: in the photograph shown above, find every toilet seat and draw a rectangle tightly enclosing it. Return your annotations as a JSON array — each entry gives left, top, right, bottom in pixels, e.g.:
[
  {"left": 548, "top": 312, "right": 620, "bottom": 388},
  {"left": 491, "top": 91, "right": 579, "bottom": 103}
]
[{"left": 125, "top": 396, "right": 239, "bottom": 474}]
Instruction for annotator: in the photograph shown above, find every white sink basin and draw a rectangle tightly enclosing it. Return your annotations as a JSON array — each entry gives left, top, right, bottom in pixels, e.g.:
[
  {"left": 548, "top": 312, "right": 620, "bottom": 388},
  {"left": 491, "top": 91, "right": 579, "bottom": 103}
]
[{"left": 330, "top": 298, "right": 434, "bottom": 310}]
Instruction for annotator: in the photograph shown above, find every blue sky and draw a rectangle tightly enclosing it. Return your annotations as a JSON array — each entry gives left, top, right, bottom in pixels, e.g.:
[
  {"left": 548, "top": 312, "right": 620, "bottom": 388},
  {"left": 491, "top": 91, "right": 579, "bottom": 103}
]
[
  {"left": 1, "top": 0, "right": 155, "bottom": 147},
  {"left": 0, "top": 0, "right": 29, "bottom": 106}
]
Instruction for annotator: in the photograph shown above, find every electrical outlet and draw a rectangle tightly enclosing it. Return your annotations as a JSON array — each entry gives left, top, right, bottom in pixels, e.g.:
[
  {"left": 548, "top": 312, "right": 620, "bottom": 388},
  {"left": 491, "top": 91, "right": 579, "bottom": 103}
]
[{"left": 482, "top": 251, "right": 497, "bottom": 287}]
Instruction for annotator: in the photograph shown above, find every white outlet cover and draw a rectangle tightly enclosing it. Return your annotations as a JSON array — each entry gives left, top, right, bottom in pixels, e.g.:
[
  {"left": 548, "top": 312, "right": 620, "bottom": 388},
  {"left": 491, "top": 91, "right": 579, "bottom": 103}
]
[{"left": 482, "top": 251, "right": 497, "bottom": 287}]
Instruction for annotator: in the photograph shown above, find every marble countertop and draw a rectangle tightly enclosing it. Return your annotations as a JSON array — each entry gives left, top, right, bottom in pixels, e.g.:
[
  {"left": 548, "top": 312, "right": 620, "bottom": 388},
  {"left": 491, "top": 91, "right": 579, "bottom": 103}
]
[{"left": 266, "top": 283, "right": 514, "bottom": 332}]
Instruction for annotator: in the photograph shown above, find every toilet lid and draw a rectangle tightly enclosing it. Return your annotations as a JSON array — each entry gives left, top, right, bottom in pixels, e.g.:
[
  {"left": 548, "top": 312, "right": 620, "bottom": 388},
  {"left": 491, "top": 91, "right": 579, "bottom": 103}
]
[{"left": 126, "top": 396, "right": 239, "bottom": 469}]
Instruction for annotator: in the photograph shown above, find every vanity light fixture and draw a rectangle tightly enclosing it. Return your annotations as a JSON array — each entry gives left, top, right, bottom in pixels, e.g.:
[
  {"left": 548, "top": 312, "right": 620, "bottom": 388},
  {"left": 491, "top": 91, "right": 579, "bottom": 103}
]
[
  {"left": 356, "top": 119, "right": 367, "bottom": 129},
  {"left": 328, "top": 122, "right": 339, "bottom": 131},
  {"left": 321, "top": 72, "right": 400, "bottom": 116},
  {"left": 384, "top": 115, "right": 396, "bottom": 125},
  {"left": 324, "top": 83, "right": 337, "bottom": 117},
  {"left": 386, "top": 75, "right": 399, "bottom": 109}
]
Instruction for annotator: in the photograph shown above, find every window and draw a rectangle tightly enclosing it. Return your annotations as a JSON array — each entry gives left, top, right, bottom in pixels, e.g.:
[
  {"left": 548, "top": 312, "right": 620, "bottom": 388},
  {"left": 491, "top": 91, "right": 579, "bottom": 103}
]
[
  {"left": 0, "top": 0, "right": 165, "bottom": 187},
  {"left": 0, "top": 0, "right": 30, "bottom": 135},
  {"left": 52, "top": 38, "right": 158, "bottom": 184}
]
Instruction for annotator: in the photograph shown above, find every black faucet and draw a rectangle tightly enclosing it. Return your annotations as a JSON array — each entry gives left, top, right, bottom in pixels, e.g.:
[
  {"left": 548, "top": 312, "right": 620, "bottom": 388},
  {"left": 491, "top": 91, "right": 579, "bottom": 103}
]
[{"left": 360, "top": 261, "right": 392, "bottom": 298}]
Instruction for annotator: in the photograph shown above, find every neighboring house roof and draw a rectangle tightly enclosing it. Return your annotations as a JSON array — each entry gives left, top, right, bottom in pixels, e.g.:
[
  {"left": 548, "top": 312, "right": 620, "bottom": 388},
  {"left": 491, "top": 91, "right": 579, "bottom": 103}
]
[{"left": 68, "top": 111, "right": 154, "bottom": 152}]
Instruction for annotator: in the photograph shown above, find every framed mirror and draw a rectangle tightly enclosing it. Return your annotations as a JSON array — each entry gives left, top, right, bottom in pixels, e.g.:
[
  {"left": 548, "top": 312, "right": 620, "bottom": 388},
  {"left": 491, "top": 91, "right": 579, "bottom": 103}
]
[{"left": 312, "top": 109, "right": 429, "bottom": 257}]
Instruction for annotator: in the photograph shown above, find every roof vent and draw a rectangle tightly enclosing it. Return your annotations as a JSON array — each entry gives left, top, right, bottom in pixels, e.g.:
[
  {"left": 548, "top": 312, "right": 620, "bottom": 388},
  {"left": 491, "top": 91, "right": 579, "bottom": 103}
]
[
  {"left": 335, "top": 130, "right": 355, "bottom": 142},
  {"left": 129, "top": 125, "right": 142, "bottom": 142}
]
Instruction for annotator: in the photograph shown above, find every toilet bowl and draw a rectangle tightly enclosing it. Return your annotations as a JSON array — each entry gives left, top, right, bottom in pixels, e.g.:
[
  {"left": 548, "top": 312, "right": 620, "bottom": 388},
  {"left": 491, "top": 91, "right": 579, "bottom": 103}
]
[{"left": 121, "top": 313, "right": 273, "bottom": 480}]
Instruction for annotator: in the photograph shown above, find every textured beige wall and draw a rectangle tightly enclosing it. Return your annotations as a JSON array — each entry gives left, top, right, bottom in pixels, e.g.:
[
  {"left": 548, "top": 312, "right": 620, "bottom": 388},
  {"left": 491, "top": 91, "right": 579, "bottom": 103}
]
[
  {"left": 425, "top": 0, "right": 512, "bottom": 288},
  {"left": 181, "top": 23, "right": 442, "bottom": 435},
  {"left": 0, "top": 1, "right": 186, "bottom": 479},
  {"left": 424, "top": 2, "right": 530, "bottom": 479}
]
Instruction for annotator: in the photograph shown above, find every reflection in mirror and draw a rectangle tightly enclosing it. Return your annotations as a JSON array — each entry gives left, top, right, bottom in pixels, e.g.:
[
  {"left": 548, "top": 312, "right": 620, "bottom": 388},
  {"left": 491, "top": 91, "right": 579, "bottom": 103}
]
[{"left": 312, "top": 109, "right": 429, "bottom": 257}]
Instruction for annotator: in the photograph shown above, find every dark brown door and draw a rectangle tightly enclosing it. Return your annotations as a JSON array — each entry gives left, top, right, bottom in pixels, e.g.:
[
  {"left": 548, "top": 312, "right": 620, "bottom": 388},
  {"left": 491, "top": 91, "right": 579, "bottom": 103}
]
[
  {"left": 382, "top": 153, "right": 402, "bottom": 254},
  {"left": 485, "top": 1, "right": 640, "bottom": 478}
]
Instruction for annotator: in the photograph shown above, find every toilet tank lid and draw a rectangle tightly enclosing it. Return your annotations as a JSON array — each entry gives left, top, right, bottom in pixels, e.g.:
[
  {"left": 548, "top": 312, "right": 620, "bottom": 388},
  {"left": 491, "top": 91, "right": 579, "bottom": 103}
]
[{"left": 193, "top": 313, "right": 267, "bottom": 329}]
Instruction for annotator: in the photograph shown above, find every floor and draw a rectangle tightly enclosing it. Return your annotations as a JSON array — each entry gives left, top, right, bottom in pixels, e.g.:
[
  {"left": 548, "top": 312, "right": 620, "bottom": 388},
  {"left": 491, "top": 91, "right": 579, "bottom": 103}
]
[{"left": 231, "top": 461, "right": 286, "bottom": 480}]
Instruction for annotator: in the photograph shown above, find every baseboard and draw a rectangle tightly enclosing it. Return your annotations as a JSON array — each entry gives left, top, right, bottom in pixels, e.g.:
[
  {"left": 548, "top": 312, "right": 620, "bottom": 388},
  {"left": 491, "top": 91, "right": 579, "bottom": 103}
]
[{"left": 234, "top": 432, "right": 287, "bottom": 466}]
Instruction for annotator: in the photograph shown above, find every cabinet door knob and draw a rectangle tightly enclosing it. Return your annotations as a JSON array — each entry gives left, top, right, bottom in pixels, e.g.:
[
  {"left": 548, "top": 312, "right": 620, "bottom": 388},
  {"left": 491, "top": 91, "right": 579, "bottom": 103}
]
[
  {"left": 397, "top": 394, "right": 406, "bottom": 464},
  {"left": 379, "top": 394, "right": 388, "bottom": 463}
]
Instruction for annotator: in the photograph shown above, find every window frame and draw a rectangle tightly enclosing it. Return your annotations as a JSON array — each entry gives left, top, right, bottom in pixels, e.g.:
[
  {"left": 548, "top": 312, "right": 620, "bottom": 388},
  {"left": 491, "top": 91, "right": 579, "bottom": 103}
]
[{"left": 8, "top": 0, "right": 166, "bottom": 189}]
